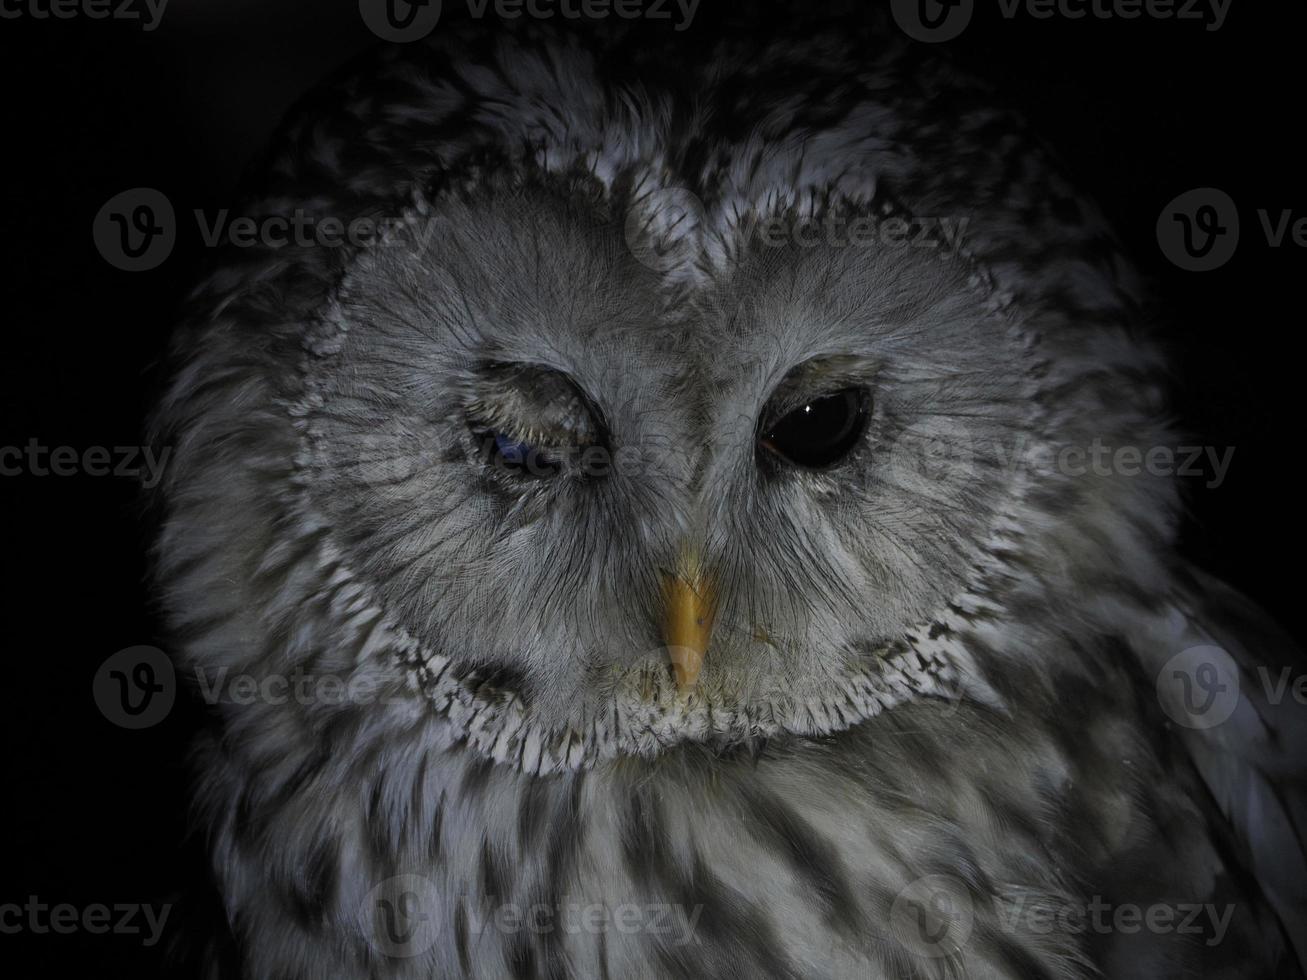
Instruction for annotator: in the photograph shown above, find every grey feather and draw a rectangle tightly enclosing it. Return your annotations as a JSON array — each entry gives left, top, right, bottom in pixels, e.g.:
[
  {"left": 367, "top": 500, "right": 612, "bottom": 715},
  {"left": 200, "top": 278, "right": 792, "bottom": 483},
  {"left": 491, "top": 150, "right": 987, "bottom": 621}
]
[{"left": 152, "top": 12, "right": 1306, "bottom": 979}]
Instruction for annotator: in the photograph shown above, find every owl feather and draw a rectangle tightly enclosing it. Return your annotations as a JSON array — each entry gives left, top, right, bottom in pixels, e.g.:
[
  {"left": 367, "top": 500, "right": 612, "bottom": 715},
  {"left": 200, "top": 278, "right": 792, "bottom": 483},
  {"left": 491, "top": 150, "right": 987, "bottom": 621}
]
[{"left": 152, "top": 9, "right": 1306, "bottom": 978}]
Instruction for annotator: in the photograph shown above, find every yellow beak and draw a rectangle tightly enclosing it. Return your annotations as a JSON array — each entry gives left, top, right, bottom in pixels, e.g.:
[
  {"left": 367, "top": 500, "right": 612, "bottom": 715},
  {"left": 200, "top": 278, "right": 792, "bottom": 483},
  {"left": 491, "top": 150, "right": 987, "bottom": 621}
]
[{"left": 661, "top": 545, "right": 716, "bottom": 693}]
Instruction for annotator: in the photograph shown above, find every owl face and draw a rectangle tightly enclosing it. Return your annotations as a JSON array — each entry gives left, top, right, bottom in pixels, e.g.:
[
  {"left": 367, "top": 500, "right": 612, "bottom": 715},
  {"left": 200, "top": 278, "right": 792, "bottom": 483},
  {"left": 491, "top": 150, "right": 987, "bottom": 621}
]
[
  {"left": 147, "top": 21, "right": 1178, "bottom": 777},
  {"left": 298, "top": 176, "right": 1036, "bottom": 757}
]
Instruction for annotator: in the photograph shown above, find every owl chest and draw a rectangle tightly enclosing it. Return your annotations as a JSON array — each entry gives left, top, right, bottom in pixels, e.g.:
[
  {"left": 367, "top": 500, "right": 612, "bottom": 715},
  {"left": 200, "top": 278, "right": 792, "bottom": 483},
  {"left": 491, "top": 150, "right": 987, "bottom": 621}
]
[{"left": 413, "top": 752, "right": 1093, "bottom": 980}]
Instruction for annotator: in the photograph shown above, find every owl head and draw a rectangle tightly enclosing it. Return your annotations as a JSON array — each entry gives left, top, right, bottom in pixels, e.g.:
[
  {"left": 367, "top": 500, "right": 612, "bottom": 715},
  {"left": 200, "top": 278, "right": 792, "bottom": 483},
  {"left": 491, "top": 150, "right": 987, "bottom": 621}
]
[{"left": 154, "top": 17, "right": 1177, "bottom": 774}]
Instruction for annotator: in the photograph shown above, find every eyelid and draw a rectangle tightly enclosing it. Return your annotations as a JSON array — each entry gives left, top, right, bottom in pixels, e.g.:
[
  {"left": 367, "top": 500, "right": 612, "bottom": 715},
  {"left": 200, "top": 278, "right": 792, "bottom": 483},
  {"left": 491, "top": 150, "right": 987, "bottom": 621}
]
[
  {"left": 467, "top": 361, "right": 603, "bottom": 448},
  {"left": 466, "top": 398, "right": 571, "bottom": 447}
]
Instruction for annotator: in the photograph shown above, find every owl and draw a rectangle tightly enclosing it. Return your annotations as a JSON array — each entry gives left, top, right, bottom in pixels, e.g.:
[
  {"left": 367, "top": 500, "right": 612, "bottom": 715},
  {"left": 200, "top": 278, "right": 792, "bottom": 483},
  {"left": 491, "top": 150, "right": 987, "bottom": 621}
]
[{"left": 152, "top": 8, "right": 1306, "bottom": 979}]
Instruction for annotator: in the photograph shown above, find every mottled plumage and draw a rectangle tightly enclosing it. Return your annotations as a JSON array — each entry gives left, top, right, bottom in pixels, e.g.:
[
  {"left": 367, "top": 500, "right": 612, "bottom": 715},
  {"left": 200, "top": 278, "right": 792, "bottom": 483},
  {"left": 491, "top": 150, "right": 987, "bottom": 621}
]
[{"left": 153, "top": 10, "right": 1306, "bottom": 978}]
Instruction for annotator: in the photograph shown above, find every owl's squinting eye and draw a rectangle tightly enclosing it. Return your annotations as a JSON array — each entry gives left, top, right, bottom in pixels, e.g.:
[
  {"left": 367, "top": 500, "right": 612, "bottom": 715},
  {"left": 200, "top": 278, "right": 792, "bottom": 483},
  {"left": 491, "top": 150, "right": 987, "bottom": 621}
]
[
  {"left": 482, "top": 430, "right": 559, "bottom": 478},
  {"left": 467, "top": 363, "right": 604, "bottom": 480},
  {"left": 759, "top": 387, "right": 871, "bottom": 470}
]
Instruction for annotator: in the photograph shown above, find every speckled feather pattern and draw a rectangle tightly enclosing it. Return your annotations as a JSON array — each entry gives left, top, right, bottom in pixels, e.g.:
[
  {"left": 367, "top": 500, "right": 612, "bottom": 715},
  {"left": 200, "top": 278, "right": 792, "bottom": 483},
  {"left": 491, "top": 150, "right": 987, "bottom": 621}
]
[{"left": 153, "top": 12, "right": 1305, "bottom": 979}]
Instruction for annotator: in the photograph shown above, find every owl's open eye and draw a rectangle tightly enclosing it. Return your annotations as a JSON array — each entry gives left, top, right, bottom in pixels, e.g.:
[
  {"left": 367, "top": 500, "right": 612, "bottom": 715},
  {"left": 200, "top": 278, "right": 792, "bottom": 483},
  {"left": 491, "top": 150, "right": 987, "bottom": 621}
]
[{"left": 758, "top": 387, "right": 870, "bottom": 469}]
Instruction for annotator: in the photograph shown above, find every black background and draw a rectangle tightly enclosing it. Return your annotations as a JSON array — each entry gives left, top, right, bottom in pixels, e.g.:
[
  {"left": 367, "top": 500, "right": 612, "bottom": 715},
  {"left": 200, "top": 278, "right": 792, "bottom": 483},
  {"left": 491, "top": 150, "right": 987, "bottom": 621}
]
[{"left": 1, "top": 0, "right": 1301, "bottom": 974}]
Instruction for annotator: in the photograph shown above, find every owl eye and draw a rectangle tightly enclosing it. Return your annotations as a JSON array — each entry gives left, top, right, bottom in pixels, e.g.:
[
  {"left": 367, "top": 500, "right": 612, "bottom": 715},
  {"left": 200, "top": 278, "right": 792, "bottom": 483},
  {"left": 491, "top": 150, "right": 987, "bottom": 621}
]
[
  {"left": 759, "top": 388, "right": 870, "bottom": 469},
  {"left": 477, "top": 429, "right": 560, "bottom": 478},
  {"left": 466, "top": 363, "right": 603, "bottom": 481}
]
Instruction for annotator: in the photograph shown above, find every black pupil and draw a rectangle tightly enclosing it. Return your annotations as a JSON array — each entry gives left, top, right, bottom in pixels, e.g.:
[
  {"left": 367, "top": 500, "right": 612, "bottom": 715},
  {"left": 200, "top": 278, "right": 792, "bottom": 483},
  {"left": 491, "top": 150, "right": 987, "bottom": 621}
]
[{"left": 761, "top": 388, "right": 868, "bottom": 469}]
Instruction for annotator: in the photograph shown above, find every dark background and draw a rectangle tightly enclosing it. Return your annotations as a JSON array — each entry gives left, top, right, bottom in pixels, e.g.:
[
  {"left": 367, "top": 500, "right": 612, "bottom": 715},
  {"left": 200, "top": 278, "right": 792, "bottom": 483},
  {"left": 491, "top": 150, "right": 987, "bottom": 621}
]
[{"left": 0, "top": 0, "right": 1300, "bottom": 974}]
